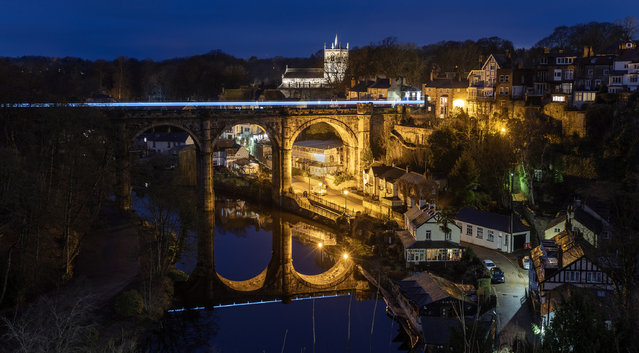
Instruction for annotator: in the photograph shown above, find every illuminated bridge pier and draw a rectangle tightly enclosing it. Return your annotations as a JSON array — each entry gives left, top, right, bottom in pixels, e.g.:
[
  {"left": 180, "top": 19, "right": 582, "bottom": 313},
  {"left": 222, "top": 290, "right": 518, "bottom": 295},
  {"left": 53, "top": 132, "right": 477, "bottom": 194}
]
[{"left": 175, "top": 214, "right": 370, "bottom": 309}]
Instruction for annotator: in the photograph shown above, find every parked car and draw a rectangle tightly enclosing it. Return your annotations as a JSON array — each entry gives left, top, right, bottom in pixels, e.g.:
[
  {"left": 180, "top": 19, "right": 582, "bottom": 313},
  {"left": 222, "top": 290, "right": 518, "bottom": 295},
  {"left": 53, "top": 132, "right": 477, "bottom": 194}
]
[
  {"left": 490, "top": 267, "right": 505, "bottom": 283},
  {"left": 311, "top": 186, "right": 327, "bottom": 196},
  {"left": 483, "top": 259, "right": 497, "bottom": 271}
]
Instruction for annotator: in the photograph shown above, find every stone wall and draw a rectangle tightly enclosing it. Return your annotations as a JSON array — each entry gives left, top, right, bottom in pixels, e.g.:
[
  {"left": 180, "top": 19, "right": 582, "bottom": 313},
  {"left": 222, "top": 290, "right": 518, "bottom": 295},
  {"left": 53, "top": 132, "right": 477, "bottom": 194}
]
[{"left": 543, "top": 103, "right": 586, "bottom": 137}]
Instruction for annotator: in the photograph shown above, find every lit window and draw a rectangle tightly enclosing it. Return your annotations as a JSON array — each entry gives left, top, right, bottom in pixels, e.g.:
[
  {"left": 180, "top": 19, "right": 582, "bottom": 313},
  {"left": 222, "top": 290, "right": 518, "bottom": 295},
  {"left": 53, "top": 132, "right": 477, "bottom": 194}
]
[{"left": 552, "top": 96, "right": 566, "bottom": 102}]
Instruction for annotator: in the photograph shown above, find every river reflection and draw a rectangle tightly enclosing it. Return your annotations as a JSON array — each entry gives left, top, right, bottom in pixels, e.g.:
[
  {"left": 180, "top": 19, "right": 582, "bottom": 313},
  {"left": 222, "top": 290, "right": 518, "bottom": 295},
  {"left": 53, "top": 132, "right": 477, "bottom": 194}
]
[{"left": 134, "top": 193, "right": 408, "bottom": 352}]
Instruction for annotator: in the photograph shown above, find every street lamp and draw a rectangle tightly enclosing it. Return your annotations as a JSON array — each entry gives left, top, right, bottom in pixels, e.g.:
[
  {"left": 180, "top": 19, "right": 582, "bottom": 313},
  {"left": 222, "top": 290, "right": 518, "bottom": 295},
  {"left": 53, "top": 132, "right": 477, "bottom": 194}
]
[
  {"left": 343, "top": 190, "right": 349, "bottom": 212},
  {"left": 343, "top": 253, "right": 349, "bottom": 260}
]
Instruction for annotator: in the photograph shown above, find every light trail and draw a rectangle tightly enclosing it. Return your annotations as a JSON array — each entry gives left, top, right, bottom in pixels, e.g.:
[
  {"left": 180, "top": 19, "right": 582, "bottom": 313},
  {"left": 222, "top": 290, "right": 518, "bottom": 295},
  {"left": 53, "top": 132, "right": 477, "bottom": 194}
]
[
  {"left": 2, "top": 100, "right": 423, "bottom": 109},
  {"left": 167, "top": 293, "right": 348, "bottom": 312}
]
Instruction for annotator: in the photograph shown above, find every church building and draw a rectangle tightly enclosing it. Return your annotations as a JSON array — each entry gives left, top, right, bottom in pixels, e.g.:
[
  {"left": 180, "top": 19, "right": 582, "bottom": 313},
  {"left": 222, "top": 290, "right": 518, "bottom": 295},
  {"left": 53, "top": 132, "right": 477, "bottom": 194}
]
[{"left": 279, "top": 35, "right": 348, "bottom": 99}]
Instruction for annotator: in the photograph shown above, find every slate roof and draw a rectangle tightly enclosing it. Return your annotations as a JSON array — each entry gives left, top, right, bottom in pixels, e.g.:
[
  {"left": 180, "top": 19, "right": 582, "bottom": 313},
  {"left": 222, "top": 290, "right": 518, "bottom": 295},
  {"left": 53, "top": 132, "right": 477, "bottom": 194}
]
[
  {"left": 530, "top": 229, "right": 593, "bottom": 284},
  {"left": 397, "top": 230, "right": 416, "bottom": 248},
  {"left": 350, "top": 80, "right": 374, "bottom": 92},
  {"left": 545, "top": 214, "right": 566, "bottom": 231},
  {"left": 368, "top": 164, "right": 406, "bottom": 182},
  {"left": 369, "top": 78, "right": 391, "bottom": 89},
  {"left": 411, "top": 208, "right": 437, "bottom": 228},
  {"left": 455, "top": 207, "right": 529, "bottom": 234},
  {"left": 398, "top": 172, "right": 427, "bottom": 185},
  {"left": 573, "top": 207, "right": 603, "bottom": 234},
  {"left": 616, "top": 48, "right": 639, "bottom": 62},
  {"left": 282, "top": 68, "right": 324, "bottom": 79},
  {"left": 397, "top": 272, "right": 471, "bottom": 306}
]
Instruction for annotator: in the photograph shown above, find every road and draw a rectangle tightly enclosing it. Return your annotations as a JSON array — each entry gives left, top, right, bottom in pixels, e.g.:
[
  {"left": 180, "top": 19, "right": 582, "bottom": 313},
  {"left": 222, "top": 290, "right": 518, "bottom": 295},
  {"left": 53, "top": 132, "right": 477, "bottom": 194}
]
[
  {"left": 291, "top": 176, "right": 365, "bottom": 213},
  {"left": 463, "top": 243, "right": 533, "bottom": 345}
]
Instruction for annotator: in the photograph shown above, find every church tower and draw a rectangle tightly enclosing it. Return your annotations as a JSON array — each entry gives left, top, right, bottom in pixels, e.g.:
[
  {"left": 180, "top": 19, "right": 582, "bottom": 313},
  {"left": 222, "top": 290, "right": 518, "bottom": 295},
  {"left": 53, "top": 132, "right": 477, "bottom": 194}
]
[{"left": 324, "top": 35, "right": 348, "bottom": 84}]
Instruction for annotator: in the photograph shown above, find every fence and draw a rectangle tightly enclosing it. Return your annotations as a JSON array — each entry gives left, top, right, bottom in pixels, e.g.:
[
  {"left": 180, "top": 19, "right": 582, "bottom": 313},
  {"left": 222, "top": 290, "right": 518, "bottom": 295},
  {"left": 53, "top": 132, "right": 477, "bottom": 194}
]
[{"left": 307, "top": 194, "right": 356, "bottom": 217}]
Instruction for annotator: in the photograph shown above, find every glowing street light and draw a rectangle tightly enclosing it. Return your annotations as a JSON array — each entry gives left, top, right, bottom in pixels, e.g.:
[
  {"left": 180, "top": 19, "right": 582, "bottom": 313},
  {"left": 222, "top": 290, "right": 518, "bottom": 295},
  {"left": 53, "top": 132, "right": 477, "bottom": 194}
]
[
  {"left": 317, "top": 242, "right": 323, "bottom": 248},
  {"left": 343, "top": 253, "right": 349, "bottom": 260},
  {"left": 343, "top": 190, "right": 349, "bottom": 211},
  {"left": 453, "top": 99, "right": 465, "bottom": 109}
]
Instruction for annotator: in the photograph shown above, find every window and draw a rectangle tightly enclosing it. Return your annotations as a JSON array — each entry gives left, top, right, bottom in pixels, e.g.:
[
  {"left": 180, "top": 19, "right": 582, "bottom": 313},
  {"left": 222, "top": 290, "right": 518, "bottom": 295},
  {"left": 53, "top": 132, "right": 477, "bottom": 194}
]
[
  {"left": 586, "top": 272, "right": 602, "bottom": 283},
  {"left": 552, "top": 96, "right": 566, "bottom": 102},
  {"left": 487, "top": 230, "right": 494, "bottom": 242},
  {"left": 425, "top": 230, "right": 431, "bottom": 240},
  {"left": 631, "top": 76, "right": 638, "bottom": 83},
  {"left": 567, "top": 271, "right": 581, "bottom": 282},
  {"left": 466, "top": 225, "right": 473, "bottom": 236},
  {"left": 595, "top": 79, "right": 602, "bottom": 87},
  {"left": 477, "top": 227, "right": 483, "bottom": 239},
  {"left": 499, "top": 75, "right": 504, "bottom": 83},
  {"left": 585, "top": 79, "right": 591, "bottom": 89},
  {"left": 603, "top": 69, "right": 609, "bottom": 75},
  {"left": 505, "top": 75, "right": 510, "bottom": 83},
  {"left": 504, "top": 87, "right": 509, "bottom": 95},
  {"left": 554, "top": 69, "right": 562, "bottom": 81},
  {"left": 445, "top": 231, "right": 451, "bottom": 241},
  {"left": 554, "top": 228, "right": 561, "bottom": 233},
  {"left": 587, "top": 69, "right": 594, "bottom": 77},
  {"left": 564, "top": 69, "right": 574, "bottom": 80}
]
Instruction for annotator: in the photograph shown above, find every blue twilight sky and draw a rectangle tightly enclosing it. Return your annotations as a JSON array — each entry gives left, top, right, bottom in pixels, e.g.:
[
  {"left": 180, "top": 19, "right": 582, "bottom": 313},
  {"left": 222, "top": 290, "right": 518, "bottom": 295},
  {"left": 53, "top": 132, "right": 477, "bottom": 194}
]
[{"left": 1, "top": 0, "right": 637, "bottom": 61}]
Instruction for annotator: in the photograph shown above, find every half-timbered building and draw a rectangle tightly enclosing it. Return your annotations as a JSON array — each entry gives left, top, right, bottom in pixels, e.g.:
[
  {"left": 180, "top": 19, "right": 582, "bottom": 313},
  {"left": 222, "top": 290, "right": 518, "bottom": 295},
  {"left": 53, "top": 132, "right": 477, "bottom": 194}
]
[{"left": 529, "top": 230, "right": 614, "bottom": 320}]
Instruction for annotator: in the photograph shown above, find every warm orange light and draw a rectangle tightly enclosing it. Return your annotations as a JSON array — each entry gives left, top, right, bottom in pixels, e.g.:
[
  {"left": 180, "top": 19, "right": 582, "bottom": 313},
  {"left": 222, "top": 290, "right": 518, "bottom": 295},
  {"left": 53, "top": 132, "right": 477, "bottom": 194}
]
[
  {"left": 318, "top": 242, "right": 323, "bottom": 248},
  {"left": 501, "top": 127, "right": 506, "bottom": 133},
  {"left": 453, "top": 99, "right": 465, "bottom": 108},
  {"left": 343, "top": 190, "right": 349, "bottom": 195},
  {"left": 343, "top": 253, "right": 349, "bottom": 260}
]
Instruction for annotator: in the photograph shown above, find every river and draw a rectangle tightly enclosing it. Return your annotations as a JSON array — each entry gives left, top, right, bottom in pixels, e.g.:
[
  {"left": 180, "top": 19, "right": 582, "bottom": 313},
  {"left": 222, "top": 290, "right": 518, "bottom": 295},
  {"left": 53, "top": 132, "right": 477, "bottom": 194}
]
[{"left": 133, "top": 193, "right": 409, "bottom": 353}]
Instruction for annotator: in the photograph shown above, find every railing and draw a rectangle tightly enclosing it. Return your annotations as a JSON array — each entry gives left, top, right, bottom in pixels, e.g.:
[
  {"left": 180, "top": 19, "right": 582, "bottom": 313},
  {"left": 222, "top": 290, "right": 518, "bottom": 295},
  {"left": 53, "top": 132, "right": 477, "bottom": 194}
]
[
  {"left": 307, "top": 193, "right": 356, "bottom": 217},
  {"left": 293, "top": 194, "right": 341, "bottom": 221}
]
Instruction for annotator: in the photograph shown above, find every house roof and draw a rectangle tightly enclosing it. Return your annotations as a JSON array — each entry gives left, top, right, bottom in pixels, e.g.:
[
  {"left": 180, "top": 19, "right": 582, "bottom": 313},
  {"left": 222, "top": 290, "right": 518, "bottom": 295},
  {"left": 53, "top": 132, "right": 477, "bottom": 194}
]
[
  {"left": 411, "top": 208, "right": 438, "bottom": 228},
  {"left": 369, "top": 78, "right": 391, "bottom": 89},
  {"left": 397, "top": 230, "right": 416, "bottom": 249},
  {"left": 530, "top": 229, "right": 594, "bottom": 284},
  {"left": 615, "top": 48, "right": 639, "bottom": 62},
  {"left": 397, "top": 272, "right": 471, "bottom": 307},
  {"left": 293, "top": 139, "right": 342, "bottom": 150},
  {"left": 367, "top": 164, "right": 407, "bottom": 182},
  {"left": 398, "top": 172, "right": 427, "bottom": 185},
  {"left": 282, "top": 68, "right": 324, "bottom": 79},
  {"left": 349, "top": 80, "right": 374, "bottom": 92},
  {"left": 455, "top": 207, "right": 529, "bottom": 234},
  {"left": 573, "top": 207, "right": 603, "bottom": 234},
  {"left": 545, "top": 214, "right": 566, "bottom": 231},
  {"left": 491, "top": 54, "right": 509, "bottom": 68}
]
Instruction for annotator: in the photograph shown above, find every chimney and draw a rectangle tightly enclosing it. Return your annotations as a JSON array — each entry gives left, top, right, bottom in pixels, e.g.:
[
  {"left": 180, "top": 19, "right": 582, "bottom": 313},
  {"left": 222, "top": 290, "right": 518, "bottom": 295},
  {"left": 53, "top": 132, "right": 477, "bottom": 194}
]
[
  {"left": 583, "top": 46, "right": 589, "bottom": 58},
  {"left": 430, "top": 69, "right": 435, "bottom": 81},
  {"left": 544, "top": 47, "right": 550, "bottom": 54},
  {"left": 350, "top": 77, "right": 356, "bottom": 88}
]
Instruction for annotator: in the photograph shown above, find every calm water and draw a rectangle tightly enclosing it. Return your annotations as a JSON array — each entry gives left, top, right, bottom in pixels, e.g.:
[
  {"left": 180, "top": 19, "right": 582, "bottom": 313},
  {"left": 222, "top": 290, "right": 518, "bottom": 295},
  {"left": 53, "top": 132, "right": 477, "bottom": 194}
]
[{"left": 133, "top": 194, "right": 408, "bottom": 353}]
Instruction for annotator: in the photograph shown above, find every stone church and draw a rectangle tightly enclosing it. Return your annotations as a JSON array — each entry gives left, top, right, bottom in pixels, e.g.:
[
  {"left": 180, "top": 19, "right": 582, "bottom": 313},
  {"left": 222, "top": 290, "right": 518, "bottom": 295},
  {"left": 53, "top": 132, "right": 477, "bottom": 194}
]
[{"left": 279, "top": 35, "right": 348, "bottom": 99}]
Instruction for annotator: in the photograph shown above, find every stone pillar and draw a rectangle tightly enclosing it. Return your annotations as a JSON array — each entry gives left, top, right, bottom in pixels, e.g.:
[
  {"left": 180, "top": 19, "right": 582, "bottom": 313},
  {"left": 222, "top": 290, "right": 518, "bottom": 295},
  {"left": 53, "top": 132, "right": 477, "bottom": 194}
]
[
  {"left": 271, "top": 144, "right": 292, "bottom": 203},
  {"left": 270, "top": 214, "right": 293, "bottom": 301},
  {"left": 356, "top": 109, "right": 372, "bottom": 187},
  {"left": 115, "top": 124, "right": 131, "bottom": 211},
  {"left": 281, "top": 147, "right": 292, "bottom": 194},
  {"left": 195, "top": 119, "right": 215, "bottom": 273}
]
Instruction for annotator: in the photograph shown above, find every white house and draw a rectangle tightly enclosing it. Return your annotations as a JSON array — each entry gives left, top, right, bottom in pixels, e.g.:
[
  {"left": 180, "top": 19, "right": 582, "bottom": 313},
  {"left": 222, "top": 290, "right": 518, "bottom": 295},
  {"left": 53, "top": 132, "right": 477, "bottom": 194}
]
[
  {"left": 608, "top": 42, "right": 639, "bottom": 94},
  {"left": 544, "top": 214, "right": 566, "bottom": 240},
  {"left": 225, "top": 146, "right": 250, "bottom": 169},
  {"left": 138, "top": 132, "right": 194, "bottom": 155},
  {"left": 398, "top": 206, "right": 463, "bottom": 264},
  {"left": 455, "top": 207, "right": 530, "bottom": 253}
]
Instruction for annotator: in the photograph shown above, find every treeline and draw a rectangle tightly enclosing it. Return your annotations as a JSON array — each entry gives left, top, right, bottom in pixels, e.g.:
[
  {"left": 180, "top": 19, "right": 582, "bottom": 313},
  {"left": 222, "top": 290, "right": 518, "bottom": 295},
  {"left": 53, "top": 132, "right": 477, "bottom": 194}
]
[
  {"left": 1, "top": 19, "right": 636, "bottom": 103},
  {"left": 0, "top": 107, "right": 113, "bottom": 308}
]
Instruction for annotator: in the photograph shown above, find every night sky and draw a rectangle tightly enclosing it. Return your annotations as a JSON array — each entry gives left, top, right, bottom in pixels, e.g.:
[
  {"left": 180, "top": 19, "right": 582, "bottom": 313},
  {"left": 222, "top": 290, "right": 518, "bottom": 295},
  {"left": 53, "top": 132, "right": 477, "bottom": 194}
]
[{"left": 2, "top": 0, "right": 638, "bottom": 60}]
